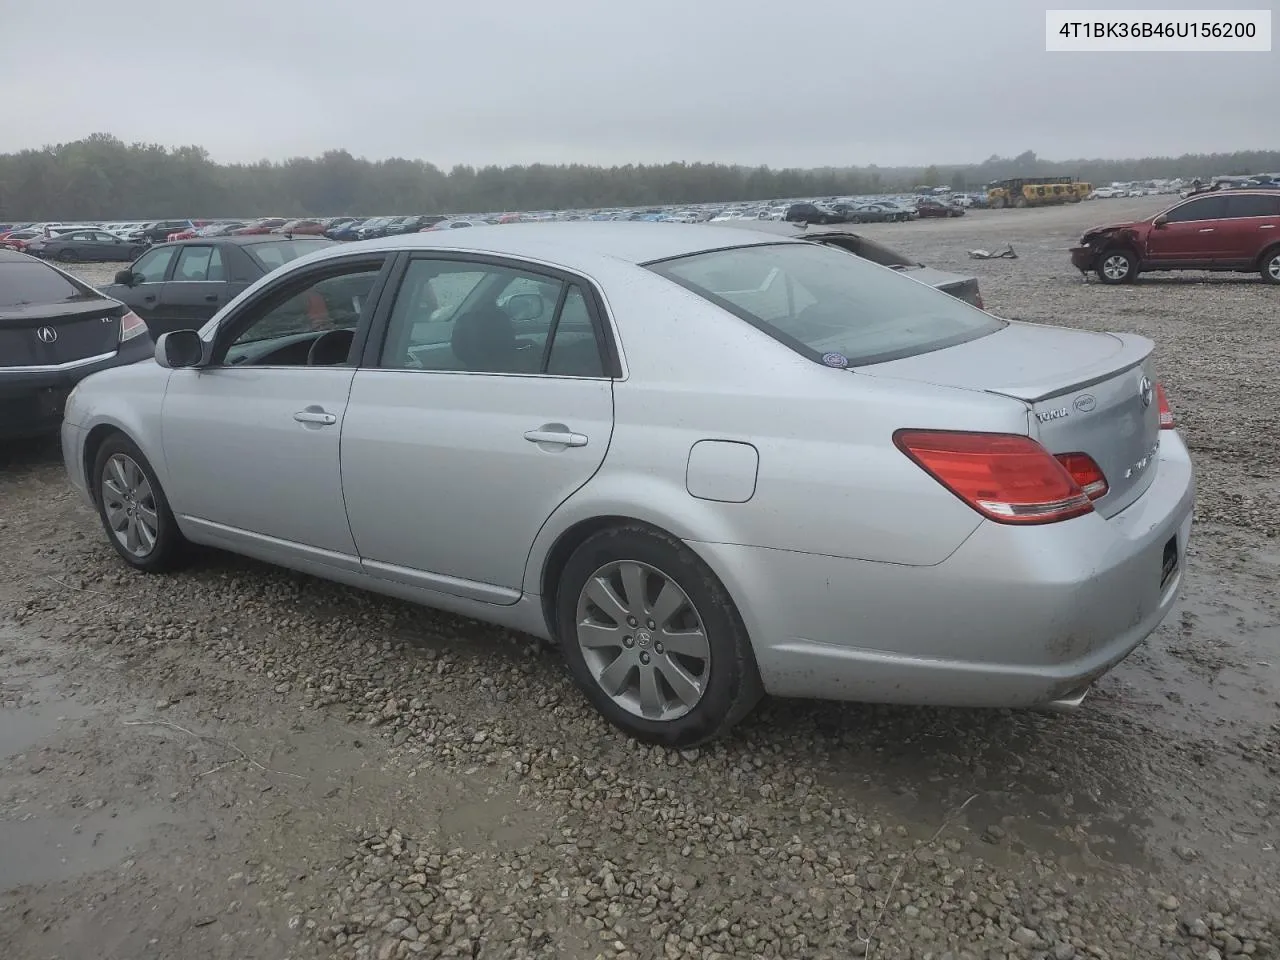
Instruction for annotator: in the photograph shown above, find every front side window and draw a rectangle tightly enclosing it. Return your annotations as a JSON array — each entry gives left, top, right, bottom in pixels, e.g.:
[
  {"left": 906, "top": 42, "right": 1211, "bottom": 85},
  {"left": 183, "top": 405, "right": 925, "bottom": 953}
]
[
  {"left": 649, "top": 242, "right": 1004, "bottom": 367},
  {"left": 132, "top": 246, "right": 177, "bottom": 283},
  {"left": 220, "top": 265, "right": 383, "bottom": 364},
  {"left": 379, "top": 259, "right": 606, "bottom": 376},
  {"left": 1164, "top": 196, "right": 1228, "bottom": 223}
]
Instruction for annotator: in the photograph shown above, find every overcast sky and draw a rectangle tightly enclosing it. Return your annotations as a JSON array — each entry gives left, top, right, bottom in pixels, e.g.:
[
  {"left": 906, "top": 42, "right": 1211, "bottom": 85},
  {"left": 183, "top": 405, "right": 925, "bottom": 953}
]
[{"left": 2, "top": 1, "right": 1273, "bottom": 169}]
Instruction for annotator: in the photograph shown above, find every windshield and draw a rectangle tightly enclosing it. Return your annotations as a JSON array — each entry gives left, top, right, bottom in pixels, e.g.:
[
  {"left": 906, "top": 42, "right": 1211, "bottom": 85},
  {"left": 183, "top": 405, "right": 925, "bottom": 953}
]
[
  {"left": 245, "top": 238, "right": 333, "bottom": 272},
  {"left": 0, "top": 261, "right": 99, "bottom": 307},
  {"left": 648, "top": 242, "right": 1003, "bottom": 366}
]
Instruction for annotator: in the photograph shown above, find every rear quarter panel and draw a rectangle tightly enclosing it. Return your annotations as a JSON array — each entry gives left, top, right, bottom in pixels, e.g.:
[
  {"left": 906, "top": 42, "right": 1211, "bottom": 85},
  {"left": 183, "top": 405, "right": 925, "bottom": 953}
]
[{"left": 525, "top": 266, "right": 1029, "bottom": 588}]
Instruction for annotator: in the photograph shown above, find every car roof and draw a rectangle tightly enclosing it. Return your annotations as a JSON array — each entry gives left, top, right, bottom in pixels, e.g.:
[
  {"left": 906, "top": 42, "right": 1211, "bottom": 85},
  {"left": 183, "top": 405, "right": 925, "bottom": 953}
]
[{"left": 315, "top": 221, "right": 797, "bottom": 267}]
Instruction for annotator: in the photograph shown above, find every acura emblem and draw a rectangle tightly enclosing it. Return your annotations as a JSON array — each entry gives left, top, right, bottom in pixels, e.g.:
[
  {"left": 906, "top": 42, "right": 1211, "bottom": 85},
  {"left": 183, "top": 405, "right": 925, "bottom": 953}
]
[
  {"left": 1139, "top": 376, "right": 1153, "bottom": 408},
  {"left": 36, "top": 325, "right": 58, "bottom": 343}
]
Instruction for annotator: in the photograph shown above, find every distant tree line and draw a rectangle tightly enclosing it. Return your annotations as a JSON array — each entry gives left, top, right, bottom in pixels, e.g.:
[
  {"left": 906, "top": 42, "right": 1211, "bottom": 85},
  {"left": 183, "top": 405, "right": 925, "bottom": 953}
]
[{"left": 0, "top": 134, "right": 1276, "bottom": 220}]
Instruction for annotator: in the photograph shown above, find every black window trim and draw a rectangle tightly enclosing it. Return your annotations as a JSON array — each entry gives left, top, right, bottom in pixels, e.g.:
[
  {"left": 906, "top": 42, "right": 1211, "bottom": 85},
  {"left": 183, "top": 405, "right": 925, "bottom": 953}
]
[
  {"left": 359, "top": 250, "right": 623, "bottom": 379},
  {"left": 205, "top": 252, "right": 395, "bottom": 367}
]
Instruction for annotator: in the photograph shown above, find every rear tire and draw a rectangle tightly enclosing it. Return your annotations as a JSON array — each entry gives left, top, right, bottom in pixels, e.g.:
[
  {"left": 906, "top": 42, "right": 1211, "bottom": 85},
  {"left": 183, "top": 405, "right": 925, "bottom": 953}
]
[
  {"left": 92, "top": 434, "right": 187, "bottom": 572},
  {"left": 1013, "top": 195, "right": 1028, "bottom": 209},
  {"left": 555, "top": 524, "right": 763, "bottom": 747},
  {"left": 1096, "top": 248, "right": 1137, "bottom": 284},
  {"left": 1259, "top": 245, "right": 1280, "bottom": 285},
  {"left": 58, "top": 249, "right": 79, "bottom": 263}
]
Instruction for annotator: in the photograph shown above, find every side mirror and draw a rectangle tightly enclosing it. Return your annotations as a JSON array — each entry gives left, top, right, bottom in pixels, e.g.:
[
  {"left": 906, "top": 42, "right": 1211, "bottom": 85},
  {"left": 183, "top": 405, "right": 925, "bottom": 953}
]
[
  {"left": 502, "top": 292, "right": 544, "bottom": 322},
  {"left": 1153, "top": 214, "right": 1169, "bottom": 228},
  {"left": 114, "top": 269, "right": 135, "bottom": 285},
  {"left": 154, "top": 330, "right": 204, "bottom": 369}
]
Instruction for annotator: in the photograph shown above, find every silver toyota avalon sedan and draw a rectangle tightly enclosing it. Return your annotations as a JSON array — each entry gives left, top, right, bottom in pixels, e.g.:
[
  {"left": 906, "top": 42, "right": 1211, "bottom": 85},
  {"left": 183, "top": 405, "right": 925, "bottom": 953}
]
[{"left": 61, "top": 223, "right": 1195, "bottom": 746}]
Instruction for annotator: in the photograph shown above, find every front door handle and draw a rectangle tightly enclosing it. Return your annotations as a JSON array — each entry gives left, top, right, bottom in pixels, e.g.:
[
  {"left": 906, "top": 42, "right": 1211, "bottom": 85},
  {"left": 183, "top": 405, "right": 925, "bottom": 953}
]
[
  {"left": 1260, "top": 224, "right": 1276, "bottom": 229},
  {"left": 1198, "top": 228, "right": 1214, "bottom": 233},
  {"left": 524, "top": 428, "right": 587, "bottom": 448},
  {"left": 204, "top": 293, "right": 220, "bottom": 302},
  {"left": 293, "top": 409, "right": 337, "bottom": 426}
]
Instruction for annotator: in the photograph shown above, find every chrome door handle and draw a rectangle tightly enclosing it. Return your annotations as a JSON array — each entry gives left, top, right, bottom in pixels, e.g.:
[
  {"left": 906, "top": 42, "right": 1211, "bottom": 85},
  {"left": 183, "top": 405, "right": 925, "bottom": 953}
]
[
  {"left": 524, "top": 429, "right": 587, "bottom": 447},
  {"left": 1198, "top": 228, "right": 1214, "bottom": 233},
  {"left": 293, "top": 409, "right": 337, "bottom": 425},
  {"left": 1260, "top": 224, "right": 1276, "bottom": 229}
]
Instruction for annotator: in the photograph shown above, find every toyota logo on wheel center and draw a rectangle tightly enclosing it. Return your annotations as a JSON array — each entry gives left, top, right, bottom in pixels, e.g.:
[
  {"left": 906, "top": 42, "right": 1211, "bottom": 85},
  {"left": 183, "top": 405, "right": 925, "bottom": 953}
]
[
  {"left": 635, "top": 630, "right": 651, "bottom": 647},
  {"left": 36, "top": 325, "right": 58, "bottom": 343}
]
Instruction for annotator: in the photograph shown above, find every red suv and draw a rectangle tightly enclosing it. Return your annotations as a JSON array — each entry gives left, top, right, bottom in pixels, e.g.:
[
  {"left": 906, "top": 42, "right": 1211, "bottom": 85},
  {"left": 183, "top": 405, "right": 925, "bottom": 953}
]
[{"left": 1071, "top": 190, "right": 1280, "bottom": 284}]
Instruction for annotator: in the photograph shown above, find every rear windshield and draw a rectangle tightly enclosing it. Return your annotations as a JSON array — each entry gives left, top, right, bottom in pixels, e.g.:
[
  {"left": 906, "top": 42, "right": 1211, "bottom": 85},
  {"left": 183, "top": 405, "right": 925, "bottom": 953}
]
[
  {"left": 648, "top": 242, "right": 1003, "bottom": 366},
  {"left": 0, "top": 261, "right": 99, "bottom": 308},
  {"left": 244, "top": 239, "right": 333, "bottom": 272}
]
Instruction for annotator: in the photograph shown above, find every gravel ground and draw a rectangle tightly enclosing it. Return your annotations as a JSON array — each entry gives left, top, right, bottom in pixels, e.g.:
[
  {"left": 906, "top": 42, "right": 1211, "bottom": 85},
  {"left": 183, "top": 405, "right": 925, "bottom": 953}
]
[{"left": 2, "top": 198, "right": 1277, "bottom": 960}]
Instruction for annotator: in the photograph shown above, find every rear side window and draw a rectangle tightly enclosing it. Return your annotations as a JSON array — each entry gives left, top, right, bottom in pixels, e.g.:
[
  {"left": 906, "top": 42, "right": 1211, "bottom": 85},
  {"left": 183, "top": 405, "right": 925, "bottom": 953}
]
[
  {"left": 1225, "top": 194, "right": 1280, "bottom": 218},
  {"left": 245, "top": 239, "right": 333, "bottom": 272},
  {"left": 0, "top": 261, "right": 99, "bottom": 307},
  {"left": 649, "top": 242, "right": 1004, "bottom": 367}
]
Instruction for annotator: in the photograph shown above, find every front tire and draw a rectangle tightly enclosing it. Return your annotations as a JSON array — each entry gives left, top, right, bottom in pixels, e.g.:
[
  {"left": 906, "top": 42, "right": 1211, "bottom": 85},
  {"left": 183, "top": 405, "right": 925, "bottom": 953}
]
[
  {"left": 555, "top": 525, "right": 763, "bottom": 747},
  {"left": 1096, "top": 248, "right": 1137, "bottom": 284},
  {"left": 93, "top": 434, "right": 186, "bottom": 572},
  {"left": 1260, "top": 246, "right": 1280, "bottom": 285},
  {"left": 58, "top": 249, "right": 79, "bottom": 262}
]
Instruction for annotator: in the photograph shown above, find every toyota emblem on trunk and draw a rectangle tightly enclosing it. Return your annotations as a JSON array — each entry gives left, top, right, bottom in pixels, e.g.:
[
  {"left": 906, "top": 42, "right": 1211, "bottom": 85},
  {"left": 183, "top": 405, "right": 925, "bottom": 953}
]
[
  {"left": 1139, "top": 376, "right": 1153, "bottom": 408},
  {"left": 36, "top": 325, "right": 58, "bottom": 343}
]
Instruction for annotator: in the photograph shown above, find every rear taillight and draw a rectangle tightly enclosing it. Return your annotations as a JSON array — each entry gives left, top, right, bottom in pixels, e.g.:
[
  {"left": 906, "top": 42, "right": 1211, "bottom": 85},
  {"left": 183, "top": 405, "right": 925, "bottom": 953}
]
[
  {"left": 1054, "top": 452, "right": 1108, "bottom": 500},
  {"left": 894, "top": 429, "right": 1094, "bottom": 525},
  {"left": 119, "top": 310, "right": 147, "bottom": 343},
  {"left": 1156, "top": 383, "right": 1175, "bottom": 429}
]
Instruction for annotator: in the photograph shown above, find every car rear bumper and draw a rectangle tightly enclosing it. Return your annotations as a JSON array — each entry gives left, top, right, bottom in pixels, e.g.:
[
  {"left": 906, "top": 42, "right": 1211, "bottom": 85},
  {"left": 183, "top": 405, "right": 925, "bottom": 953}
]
[
  {"left": 0, "top": 337, "right": 151, "bottom": 440},
  {"left": 688, "top": 429, "right": 1195, "bottom": 709},
  {"left": 1070, "top": 245, "right": 1099, "bottom": 272}
]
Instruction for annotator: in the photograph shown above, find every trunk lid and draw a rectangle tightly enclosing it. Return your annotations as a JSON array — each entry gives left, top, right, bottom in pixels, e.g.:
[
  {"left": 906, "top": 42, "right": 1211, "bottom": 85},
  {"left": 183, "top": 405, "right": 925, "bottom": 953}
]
[
  {"left": 860, "top": 321, "right": 1161, "bottom": 517},
  {"left": 0, "top": 300, "right": 123, "bottom": 367}
]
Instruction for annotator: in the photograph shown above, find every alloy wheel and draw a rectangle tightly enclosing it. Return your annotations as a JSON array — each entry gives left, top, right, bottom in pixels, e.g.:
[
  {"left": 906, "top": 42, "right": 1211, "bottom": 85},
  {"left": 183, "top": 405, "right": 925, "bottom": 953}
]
[
  {"left": 574, "top": 560, "right": 711, "bottom": 721},
  {"left": 1268, "top": 253, "right": 1280, "bottom": 282},
  {"left": 1102, "top": 254, "right": 1131, "bottom": 281},
  {"left": 101, "top": 453, "right": 159, "bottom": 558}
]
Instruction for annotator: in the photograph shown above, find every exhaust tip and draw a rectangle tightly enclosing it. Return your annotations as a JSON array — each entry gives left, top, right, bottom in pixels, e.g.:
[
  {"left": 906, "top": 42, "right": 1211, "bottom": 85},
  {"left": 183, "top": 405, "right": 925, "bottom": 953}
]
[{"left": 1039, "top": 683, "right": 1092, "bottom": 714}]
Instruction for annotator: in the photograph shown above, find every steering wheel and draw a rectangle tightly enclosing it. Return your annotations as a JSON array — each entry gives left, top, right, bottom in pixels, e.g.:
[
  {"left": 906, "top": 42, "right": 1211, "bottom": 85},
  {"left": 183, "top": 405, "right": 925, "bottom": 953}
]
[{"left": 306, "top": 328, "right": 355, "bottom": 366}]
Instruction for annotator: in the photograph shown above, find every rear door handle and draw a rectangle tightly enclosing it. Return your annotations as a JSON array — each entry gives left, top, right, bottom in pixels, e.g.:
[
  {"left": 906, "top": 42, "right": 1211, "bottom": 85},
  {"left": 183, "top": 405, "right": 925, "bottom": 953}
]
[
  {"left": 524, "top": 428, "right": 587, "bottom": 447},
  {"left": 293, "top": 409, "right": 337, "bottom": 425},
  {"left": 1198, "top": 228, "right": 1214, "bottom": 233},
  {"left": 1260, "top": 224, "right": 1276, "bottom": 229},
  {"left": 204, "top": 293, "right": 220, "bottom": 302}
]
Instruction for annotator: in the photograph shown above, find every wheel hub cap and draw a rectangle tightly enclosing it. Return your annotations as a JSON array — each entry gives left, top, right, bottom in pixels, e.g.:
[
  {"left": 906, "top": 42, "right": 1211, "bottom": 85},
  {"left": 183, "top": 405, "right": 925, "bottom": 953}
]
[
  {"left": 100, "top": 453, "right": 159, "bottom": 558},
  {"left": 575, "top": 560, "right": 711, "bottom": 721}
]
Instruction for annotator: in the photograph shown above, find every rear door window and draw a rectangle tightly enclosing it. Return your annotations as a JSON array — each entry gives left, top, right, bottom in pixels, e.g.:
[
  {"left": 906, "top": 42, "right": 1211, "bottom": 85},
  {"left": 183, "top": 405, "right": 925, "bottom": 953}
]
[
  {"left": 1224, "top": 194, "right": 1280, "bottom": 218},
  {"left": 172, "top": 245, "right": 225, "bottom": 281}
]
